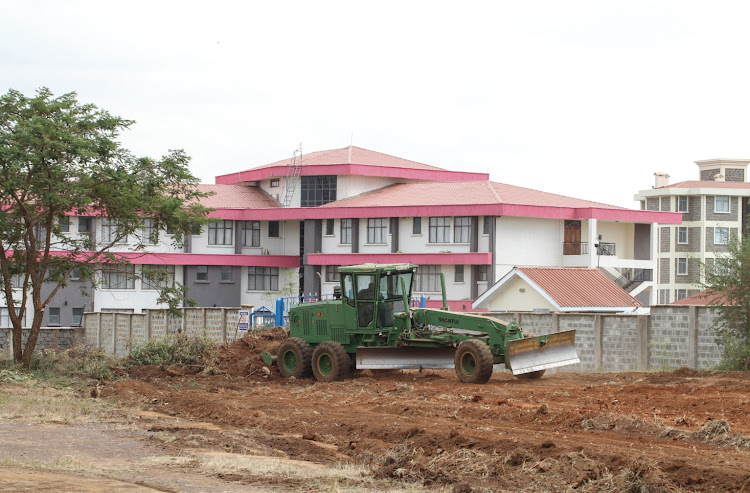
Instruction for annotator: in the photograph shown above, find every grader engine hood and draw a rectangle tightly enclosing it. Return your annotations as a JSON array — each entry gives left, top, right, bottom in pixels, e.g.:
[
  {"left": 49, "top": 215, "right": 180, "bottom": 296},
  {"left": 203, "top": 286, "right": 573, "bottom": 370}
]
[{"left": 505, "top": 330, "right": 580, "bottom": 375}]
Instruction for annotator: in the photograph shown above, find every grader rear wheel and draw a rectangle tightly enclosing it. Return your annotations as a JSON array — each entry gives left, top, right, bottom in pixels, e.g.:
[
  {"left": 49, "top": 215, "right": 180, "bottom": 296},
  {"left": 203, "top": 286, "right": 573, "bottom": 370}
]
[
  {"left": 277, "top": 338, "right": 312, "bottom": 379},
  {"left": 454, "top": 340, "right": 494, "bottom": 384},
  {"left": 312, "top": 341, "right": 350, "bottom": 383}
]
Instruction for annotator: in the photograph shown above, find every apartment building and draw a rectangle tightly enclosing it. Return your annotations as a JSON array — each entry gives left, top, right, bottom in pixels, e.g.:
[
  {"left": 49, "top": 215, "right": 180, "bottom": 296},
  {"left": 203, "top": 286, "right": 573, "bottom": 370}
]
[
  {"left": 634, "top": 158, "right": 750, "bottom": 303},
  {"left": 2, "top": 146, "right": 680, "bottom": 326}
]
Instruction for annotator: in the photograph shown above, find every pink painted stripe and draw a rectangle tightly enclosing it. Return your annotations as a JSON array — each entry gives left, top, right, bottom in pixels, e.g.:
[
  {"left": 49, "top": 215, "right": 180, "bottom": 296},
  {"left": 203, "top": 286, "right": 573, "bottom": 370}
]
[
  {"left": 211, "top": 205, "right": 682, "bottom": 224},
  {"left": 306, "top": 252, "right": 492, "bottom": 266},
  {"left": 215, "top": 164, "right": 489, "bottom": 184},
  {"left": 40, "top": 251, "right": 299, "bottom": 267}
]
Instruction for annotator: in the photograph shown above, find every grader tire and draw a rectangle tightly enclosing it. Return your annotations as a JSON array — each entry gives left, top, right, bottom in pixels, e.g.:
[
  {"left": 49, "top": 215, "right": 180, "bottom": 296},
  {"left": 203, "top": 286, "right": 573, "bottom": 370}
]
[
  {"left": 515, "top": 370, "right": 545, "bottom": 380},
  {"left": 312, "top": 341, "right": 350, "bottom": 383},
  {"left": 277, "top": 338, "right": 312, "bottom": 379},
  {"left": 454, "top": 339, "right": 494, "bottom": 384}
]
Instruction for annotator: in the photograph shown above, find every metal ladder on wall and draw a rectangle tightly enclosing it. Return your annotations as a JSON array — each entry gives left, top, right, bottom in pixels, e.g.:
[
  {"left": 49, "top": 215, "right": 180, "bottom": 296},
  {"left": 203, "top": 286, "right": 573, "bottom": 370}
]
[{"left": 282, "top": 144, "right": 303, "bottom": 207}]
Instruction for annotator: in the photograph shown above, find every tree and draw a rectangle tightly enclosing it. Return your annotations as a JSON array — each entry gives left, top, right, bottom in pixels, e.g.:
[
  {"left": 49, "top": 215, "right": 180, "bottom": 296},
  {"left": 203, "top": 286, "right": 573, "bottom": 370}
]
[
  {"left": 700, "top": 233, "right": 750, "bottom": 370},
  {"left": 0, "top": 87, "right": 211, "bottom": 368}
]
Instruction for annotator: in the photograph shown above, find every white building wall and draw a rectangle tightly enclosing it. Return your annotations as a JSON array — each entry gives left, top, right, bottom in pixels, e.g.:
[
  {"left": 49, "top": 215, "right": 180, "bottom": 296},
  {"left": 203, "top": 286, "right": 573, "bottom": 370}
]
[
  {"left": 239, "top": 266, "right": 298, "bottom": 309},
  {"left": 495, "top": 217, "right": 562, "bottom": 279},
  {"left": 94, "top": 264, "right": 185, "bottom": 313}
]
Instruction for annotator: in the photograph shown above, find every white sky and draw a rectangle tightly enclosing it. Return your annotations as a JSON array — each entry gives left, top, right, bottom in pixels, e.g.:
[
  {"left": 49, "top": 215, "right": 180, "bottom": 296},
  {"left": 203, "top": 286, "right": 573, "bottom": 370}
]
[{"left": 3, "top": 1, "right": 750, "bottom": 208}]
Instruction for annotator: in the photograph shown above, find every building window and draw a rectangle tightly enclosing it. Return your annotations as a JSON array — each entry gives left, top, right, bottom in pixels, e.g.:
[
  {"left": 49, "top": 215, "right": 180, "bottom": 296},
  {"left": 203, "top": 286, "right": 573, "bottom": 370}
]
[
  {"left": 209, "top": 220, "right": 234, "bottom": 245},
  {"left": 429, "top": 217, "right": 450, "bottom": 243},
  {"left": 191, "top": 223, "right": 202, "bottom": 235},
  {"left": 9, "top": 274, "right": 23, "bottom": 289},
  {"left": 412, "top": 217, "right": 422, "bottom": 235},
  {"left": 676, "top": 289, "right": 688, "bottom": 301},
  {"left": 72, "top": 308, "right": 83, "bottom": 327},
  {"left": 325, "top": 219, "right": 334, "bottom": 236},
  {"left": 367, "top": 218, "right": 388, "bottom": 244},
  {"left": 58, "top": 217, "right": 70, "bottom": 233},
  {"left": 48, "top": 307, "right": 60, "bottom": 326},
  {"left": 715, "top": 196, "right": 730, "bottom": 213},
  {"left": 0, "top": 307, "right": 25, "bottom": 327},
  {"left": 70, "top": 268, "right": 81, "bottom": 281},
  {"left": 248, "top": 267, "right": 279, "bottom": 291},
  {"left": 454, "top": 217, "right": 471, "bottom": 243},
  {"left": 300, "top": 175, "right": 337, "bottom": 207},
  {"left": 454, "top": 265, "right": 464, "bottom": 283},
  {"left": 268, "top": 221, "right": 280, "bottom": 238},
  {"left": 78, "top": 217, "right": 92, "bottom": 233},
  {"left": 221, "top": 265, "right": 233, "bottom": 282},
  {"left": 101, "top": 218, "right": 126, "bottom": 243},
  {"left": 715, "top": 227, "right": 730, "bottom": 244},
  {"left": 270, "top": 178, "right": 280, "bottom": 187},
  {"left": 341, "top": 219, "right": 352, "bottom": 244},
  {"left": 415, "top": 265, "right": 440, "bottom": 292},
  {"left": 101, "top": 264, "right": 135, "bottom": 289},
  {"left": 483, "top": 217, "right": 491, "bottom": 235},
  {"left": 677, "top": 258, "right": 687, "bottom": 276},
  {"left": 677, "top": 196, "right": 688, "bottom": 213},
  {"left": 677, "top": 227, "right": 688, "bottom": 244},
  {"left": 196, "top": 265, "right": 208, "bottom": 282},
  {"left": 242, "top": 221, "right": 260, "bottom": 247},
  {"left": 142, "top": 265, "right": 175, "bottom": 290},
  {"left": 326, "top": 265, "right": 340, "bottom": 282},
  {"left": 141, "top": 218, "right": 157, "bottom": 244},
  {"left": 478, "top": 265, "right": 488, "bottom": 282}
]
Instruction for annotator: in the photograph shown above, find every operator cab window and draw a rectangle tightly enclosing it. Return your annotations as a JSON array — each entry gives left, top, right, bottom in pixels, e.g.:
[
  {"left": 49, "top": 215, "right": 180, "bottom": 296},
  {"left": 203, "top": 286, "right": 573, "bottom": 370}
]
[
  {"left": 342, "top": 274, "right": 354, "bottom": 306},
  {"left": 355, "top": 274, "right": 376, "bottom": 327}
]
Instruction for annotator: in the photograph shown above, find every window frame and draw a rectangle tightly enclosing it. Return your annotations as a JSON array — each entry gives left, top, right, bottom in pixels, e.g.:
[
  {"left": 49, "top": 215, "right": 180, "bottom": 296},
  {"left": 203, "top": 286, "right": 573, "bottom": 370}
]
[
  {"left": 141, "top": 218, "right": 157, "bottom": 245},
  {"left": 483, "top": 216, "right": 491, "bottom": 235},
  {"left": 677, "top": 196, "right": 688, "bottom": 213},
  {"left": 454, "top": 265, "right": 464, "bottom": 283},
  {"left": 412, "top": 217, "right": 422, "bottom": 235},
  {"left": 268, "top": 221, "right": 280, "bottom": 238},
  {"left": 247, "top": 266, "right": 279, "bottom": 291},
  {"left": 677, "top": 226, "right": 688, "bottom": 244},
  {"left": 478, "top": 265, "right": 489, "bottom": 282},
  {"left": 58, "top": 216, "right": 70, "bottom": 233},
  {"left": 715, "top": 196, "right": 730, "bottom": 214},
  {"left": 196, "top": 265, "right": 208, "bottom": 282},
  {"left": 101, "top": 218, "right": 126, "bottom": 244},
  {"left": 48, "top": 307, "right": 61, "bottom": 326},
  {"left": 221, "top": 265, "right": 234, "bottom": 282},
  {"left": 454, "top": 216, "right": 471, "bottom": 243},
  {"left": 714, "top": 226, "right": 730, "bottom": 245},
  {"left": 241, "top": 221, "right": 260, "bottom": 247},
  {"left": 367, "top": 218, "right": 388, "bottom": 244},
  {"left": 325, "top": 219, "right": 334, "bottom": 236},
  {"left": 325, "top": 265, "right": 340, "bottom": 283},
  {"left": 142, "top": 265, "right": 176, "bottom": 290},
  {"left": 415, "top": 265, "right": 440, "bottom": 293},
  {"left": 270, "top": 178, "right": 280, "bottom": 188},
  {"left": 101, "top": 264, "right": 135, "bottom": 290},
  {"left": 676, "top": 289, "right": 688, "bottom": 301},
  {"left": 428, "top": 217, "right": 451, "bottom": 243},
  {"left": 71, "top": 307, "right": 83, "bottom": 327},
  {"left": 77, "top": 216, "right": 92, "bottom": 233},
  {"left": 677, "top": 257, "right": 688, "bottom": 276},
  {"left": 341, "top": 219, "right": 352, "bottom": 245},
  {"left": 209, "top": 220, "right": 234, "bottom": 246}
]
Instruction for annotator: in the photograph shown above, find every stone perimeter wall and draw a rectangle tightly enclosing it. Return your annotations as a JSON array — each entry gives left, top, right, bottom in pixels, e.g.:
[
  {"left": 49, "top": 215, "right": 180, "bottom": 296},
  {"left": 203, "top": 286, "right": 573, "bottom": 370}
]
[
  {"left": 488, "top": 305, "right": 723, "bottom": 372},
  {"left": 4, "top": 305, "right": 721, "bottom": 372}
]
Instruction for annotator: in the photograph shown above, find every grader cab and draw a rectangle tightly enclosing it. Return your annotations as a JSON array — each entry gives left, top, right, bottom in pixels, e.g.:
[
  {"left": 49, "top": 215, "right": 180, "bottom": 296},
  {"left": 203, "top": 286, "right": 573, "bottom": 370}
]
[{"left": 270, "top": 263, "right": 579, "bottom": 383}]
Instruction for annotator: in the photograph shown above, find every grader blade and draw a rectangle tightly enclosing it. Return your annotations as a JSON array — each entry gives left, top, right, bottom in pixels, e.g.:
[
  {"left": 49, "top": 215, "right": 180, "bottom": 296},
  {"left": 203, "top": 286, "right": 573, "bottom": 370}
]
[
  {"left": 356, "top": 346, "right": 456, "bottom": 370},
  {"left": 506, "top": 330, "right": 580, "bottom": 375}
]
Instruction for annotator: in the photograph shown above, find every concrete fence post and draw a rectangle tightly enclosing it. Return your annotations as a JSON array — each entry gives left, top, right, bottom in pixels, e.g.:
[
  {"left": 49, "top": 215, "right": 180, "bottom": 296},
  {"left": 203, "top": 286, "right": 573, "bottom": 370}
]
[
  {"left": 594, "top": 315, "right": 603, "bottom": 371},
  {"left": 221, "top": 308, "right": 227, "bottom": 343},
  {"left": 637, "top": 314, "right": 649, "bottom": 370},
  {"left": 202, "top": 308, "right": 207, "bottom": 337},
  {"left": 181, "top": 307, "right": 186, "bottom": 334},
  {"left": 552, "top": 313, "right": 559, "bottom": 333},
  {"left": 146, "top": 309, "right": 152, "bottom": 343},
  {"left": 127, "top": 313, "right": 133, "bottom": 355},
  {"left": 112, "top": 313, "right": 117, "bottom": 356},
  {"left": 97, "top": 312, "right": 103, "bottom": 350},
  {"left": 688, "top": 305, "right": 698, "bottom": 369}
]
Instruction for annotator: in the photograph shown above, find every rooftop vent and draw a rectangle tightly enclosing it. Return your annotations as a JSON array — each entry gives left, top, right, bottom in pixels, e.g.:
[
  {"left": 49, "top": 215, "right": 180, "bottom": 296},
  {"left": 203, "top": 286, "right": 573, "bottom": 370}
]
[{"left": 654, "top": 172, "right": 670, "bottom": 188}]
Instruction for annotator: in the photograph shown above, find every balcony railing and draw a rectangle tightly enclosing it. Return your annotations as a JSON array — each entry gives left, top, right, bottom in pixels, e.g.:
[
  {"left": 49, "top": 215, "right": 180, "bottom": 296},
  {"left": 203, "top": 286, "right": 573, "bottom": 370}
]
[
  {"left": 596, "top": 242, "right": 616, "bottom": 256},
  {"left": 563, "top": 242, "right": 589, "bottom": 255}
]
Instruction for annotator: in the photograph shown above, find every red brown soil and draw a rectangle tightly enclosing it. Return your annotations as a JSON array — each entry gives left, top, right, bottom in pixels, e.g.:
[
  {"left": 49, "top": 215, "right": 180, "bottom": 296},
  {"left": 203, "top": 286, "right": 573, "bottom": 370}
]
[{"left": 102, "top": 329, "right": 750, "bottom": 492}]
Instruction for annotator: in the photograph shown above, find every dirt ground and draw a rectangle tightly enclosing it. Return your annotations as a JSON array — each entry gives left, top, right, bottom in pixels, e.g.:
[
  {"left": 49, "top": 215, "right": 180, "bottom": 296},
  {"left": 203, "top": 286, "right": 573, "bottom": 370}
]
[{"left": 3, "top": 328, "right": 750, "bottom": 492}]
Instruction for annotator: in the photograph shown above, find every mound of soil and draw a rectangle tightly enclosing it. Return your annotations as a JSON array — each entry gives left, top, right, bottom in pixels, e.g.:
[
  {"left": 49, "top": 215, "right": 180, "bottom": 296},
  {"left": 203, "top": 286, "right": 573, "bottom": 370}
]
[{"left": 215, "top": 326, "right": 289, "bottom": 379}]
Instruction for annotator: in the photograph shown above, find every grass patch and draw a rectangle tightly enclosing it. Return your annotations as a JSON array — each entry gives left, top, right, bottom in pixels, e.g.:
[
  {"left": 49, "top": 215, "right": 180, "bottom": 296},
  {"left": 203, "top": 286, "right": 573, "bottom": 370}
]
[
  {"left": 0, "top": 383, "right": 111, "bottom": 423},
  {"left": 125, "top": 335, "right": 217, "bottom": 367},
  {"left": 29, "top": 346, "right": 119, "bottom": 384}
]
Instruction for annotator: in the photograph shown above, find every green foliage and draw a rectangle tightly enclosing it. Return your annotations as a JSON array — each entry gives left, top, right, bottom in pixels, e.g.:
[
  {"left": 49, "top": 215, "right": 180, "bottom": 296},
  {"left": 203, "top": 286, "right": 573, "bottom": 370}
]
[
  {"left": 0, "top": 87, "right": 213, "bottom": 367},
  {"left": 700, "top": 233, "right": 750, "bottom": 370},
  {"left": 28, "top": 346, "right": 118, "bottom": 384},
  {"left": 125, "top": 334, "right": 216, "bottom": 367}
]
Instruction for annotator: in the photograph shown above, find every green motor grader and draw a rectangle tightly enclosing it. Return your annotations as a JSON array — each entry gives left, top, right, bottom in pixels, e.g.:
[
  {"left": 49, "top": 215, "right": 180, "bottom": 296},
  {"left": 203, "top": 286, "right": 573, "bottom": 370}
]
[{"left": 266, "top": 263, "right": 579, "bottom": 384}]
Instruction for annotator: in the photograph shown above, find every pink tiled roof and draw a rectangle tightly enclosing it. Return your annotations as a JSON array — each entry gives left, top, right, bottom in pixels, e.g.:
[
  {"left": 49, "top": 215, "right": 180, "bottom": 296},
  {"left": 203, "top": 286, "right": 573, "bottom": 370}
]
[
  {"left": 192, "top": 184, "right": 279, "bottom": 209},
  {"left": 320, "top": 181, "right": 625, "bottom": 209},
  {"left": 670, "top": 290, "right": 727, "bottom": 306},
  {"left": 248, "top": 146, "right": 447, "bottom": 172},
  {"left": 518, "top": 267, "right": 641, "bottom": 308},
  {"left": 660, "top": 180, "right": 750, "bottom": 189}
]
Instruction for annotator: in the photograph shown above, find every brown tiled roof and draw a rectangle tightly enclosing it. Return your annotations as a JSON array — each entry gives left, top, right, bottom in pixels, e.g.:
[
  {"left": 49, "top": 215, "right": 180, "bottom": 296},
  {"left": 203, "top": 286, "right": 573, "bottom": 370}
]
[
  {"left": 660, "top": 180, "right": 750, "bottom": 189},
  {"left": 320, "top": 181, "right": 625, "bottom": 209},
  {"left": 517, "top": 267, "right": 641, "bottom": 308},
  {"left": 249, "top": 146, "right": 448, "bottom": 171},
  {"left": 670, "top": 290, "right": 727, "bottom": 306}
]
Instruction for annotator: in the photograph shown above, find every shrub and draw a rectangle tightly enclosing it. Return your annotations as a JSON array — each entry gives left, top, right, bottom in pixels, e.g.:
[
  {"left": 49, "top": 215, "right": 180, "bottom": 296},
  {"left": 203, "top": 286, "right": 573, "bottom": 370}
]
[
  {"left": 30, "top": 346, "right": 118, "bottom": 382},
  {"left": 126, "top": 334, "right": 216, "bottom": 367}
]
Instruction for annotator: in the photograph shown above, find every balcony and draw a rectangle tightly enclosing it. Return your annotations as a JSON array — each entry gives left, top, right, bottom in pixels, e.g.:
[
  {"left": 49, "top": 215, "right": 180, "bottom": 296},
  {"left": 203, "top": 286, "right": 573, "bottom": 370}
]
[{"left": 562, "top": 242, "right": 616, "bottom": 256}]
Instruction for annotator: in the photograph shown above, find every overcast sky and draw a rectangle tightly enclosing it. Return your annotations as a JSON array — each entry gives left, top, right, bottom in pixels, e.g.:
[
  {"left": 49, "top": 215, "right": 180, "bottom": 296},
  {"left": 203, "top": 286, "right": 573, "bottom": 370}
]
[{"left": 2, "top": 1, "right": 750, "bottom": 208}]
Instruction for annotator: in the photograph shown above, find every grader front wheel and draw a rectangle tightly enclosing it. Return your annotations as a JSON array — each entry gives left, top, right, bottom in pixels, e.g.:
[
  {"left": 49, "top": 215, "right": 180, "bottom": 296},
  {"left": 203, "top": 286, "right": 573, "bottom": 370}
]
[
  {"left": 312, "top": 341, "right": 350, "bottom": 383},
  {"left": 454, "top": 340, "right": 494, "bottom": 384}
]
